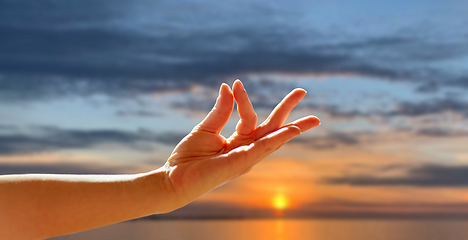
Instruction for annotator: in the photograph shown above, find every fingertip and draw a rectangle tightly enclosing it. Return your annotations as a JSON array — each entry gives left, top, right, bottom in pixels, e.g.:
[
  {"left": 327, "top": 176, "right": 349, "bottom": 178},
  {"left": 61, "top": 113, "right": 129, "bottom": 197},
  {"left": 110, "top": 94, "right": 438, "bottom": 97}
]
[
  {"left": 285, "top": 88, "right": 306, "bottom": 102},
  {"left": 303, "top": 115, "right": 321, "bottom": 130},
  {"left": 221, "top": 82, "right": 230, "bottom": 90},
  {"left": 293, "top": 88, "right": 307, "bottom": 95},
  {"left": 309, "top": 115, "right": 321, "bottom": 127},
  {"left": 232, "top": 80, "right": 240, "bottom": 91},
  {"left": 233, "top": 79, "right": 245, "bottom": 94},
  {"left": 220, "top": 83, "right": 233, "bottom": 96},
  {"left": 216, "top": 83, "right": 234, "bottom": 109}
]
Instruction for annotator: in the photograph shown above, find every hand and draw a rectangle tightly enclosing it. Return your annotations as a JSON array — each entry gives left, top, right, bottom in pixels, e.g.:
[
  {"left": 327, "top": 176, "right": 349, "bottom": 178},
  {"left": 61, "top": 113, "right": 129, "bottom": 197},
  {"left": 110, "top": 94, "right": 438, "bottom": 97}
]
[
  {"left": 162, "top": 80, "right": 320, "bottom": 210},
  {"left": 0, "top": 80, "right": 320, "bottom": 239}
]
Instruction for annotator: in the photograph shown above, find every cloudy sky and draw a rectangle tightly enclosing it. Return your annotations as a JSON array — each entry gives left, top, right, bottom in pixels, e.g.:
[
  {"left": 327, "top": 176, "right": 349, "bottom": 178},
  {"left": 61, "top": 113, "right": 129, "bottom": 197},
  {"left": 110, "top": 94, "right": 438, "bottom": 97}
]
[{"left": 1, "top": 0, "right": 468, "bottom": 218}]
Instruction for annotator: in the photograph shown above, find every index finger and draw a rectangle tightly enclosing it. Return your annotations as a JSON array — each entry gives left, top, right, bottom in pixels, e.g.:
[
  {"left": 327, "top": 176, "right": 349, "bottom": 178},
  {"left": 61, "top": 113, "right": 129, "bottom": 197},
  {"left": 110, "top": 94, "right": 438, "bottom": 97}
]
[{"left": 233, "top": 80, "right": 258, "bottom": 135}]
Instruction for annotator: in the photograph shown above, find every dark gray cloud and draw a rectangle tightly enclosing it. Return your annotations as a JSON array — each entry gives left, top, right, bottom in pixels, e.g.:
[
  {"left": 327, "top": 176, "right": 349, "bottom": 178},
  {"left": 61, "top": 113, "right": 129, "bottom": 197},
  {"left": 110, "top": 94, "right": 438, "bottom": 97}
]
[
  {"left": 416, "top": 128, "right": 468, "bottom": 137},
  {"left": 307, "top": 97, "right": 468, "bottom": 120},
  {"left": 291, "top": 132, "right": 361, "bottom": 149},
  {"left": 293, "top": 200, "right": 468, "bottom": 219},
  {"left": 0, "top": 162, "right": 137, "bottom": 175},
  {"left": 0, "top": 124, "right": 18, "bottom": 130},
  {"left": 325, "top": 164, "right": 468, "bottom": 187},
  {"left": 148, "top": 201, "right": 270, "bottom": 219},
  {"left": 0, "top": 126, "right": 186, "bottom": 155},
  {"left": 1, "top": 0, "right": 467, "bottom": 101},
  {"left": 146, "top": 199, "right": 468, "bottom": 219},
  {"left": 116, "top": 110, "right": 164, "bottom": 118},
  {"left": 390, "top": 98, "right": 468, "bottom": 117}
]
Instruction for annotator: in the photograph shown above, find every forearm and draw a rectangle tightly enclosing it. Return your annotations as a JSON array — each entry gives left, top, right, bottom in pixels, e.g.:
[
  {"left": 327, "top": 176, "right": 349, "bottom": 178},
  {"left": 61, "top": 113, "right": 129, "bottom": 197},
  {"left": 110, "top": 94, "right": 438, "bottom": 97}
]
[
  {"left": 0, "top": 169, "right": 171, "bottom": 240},
  {"left": 0, "top": 81, "right": 319, "bottom": 239}
]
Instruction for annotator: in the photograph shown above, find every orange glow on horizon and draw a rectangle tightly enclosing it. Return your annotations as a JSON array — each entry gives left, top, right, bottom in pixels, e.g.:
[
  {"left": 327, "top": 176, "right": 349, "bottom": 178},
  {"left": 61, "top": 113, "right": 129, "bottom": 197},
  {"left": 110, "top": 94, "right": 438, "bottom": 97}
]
[{"left": 273, "top": 194, "right": 289, "bottom": 211}]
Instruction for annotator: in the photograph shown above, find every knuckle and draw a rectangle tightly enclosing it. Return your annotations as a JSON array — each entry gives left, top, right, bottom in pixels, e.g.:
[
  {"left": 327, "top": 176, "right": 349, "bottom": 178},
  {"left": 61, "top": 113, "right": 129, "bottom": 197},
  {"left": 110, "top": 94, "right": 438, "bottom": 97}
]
[
  {"left": 216, "top": 109, "right": 231, "bottom": 118},
  {"left": 251, "top": 113, "right": 258, "bottom": 122},
  {"left": 237, "top": 146, "right": 249, "bottom": 159},
  {"left": 191, "top": 125, "right": 201, "bottom": 132},
  {"left": 229, "top": 146, "right": 249, "bottom": 162},
  {"left": 257, "top": 139, "right": 273, "bottom": 152}
]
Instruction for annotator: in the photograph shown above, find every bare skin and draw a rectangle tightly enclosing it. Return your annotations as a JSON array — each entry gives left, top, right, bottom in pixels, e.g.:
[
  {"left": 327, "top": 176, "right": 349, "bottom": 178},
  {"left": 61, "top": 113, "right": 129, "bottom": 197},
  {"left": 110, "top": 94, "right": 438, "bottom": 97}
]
[{"left": 0, "top": 80, "right": 320, "bottom": 239}]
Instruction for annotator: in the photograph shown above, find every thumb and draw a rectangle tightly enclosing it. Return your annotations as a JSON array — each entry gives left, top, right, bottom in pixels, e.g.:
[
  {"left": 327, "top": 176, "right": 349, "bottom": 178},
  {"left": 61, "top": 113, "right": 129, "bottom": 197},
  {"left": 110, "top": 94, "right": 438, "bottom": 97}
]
[{"left": 194, "top": 83, "right": 234, "bottom": 134}]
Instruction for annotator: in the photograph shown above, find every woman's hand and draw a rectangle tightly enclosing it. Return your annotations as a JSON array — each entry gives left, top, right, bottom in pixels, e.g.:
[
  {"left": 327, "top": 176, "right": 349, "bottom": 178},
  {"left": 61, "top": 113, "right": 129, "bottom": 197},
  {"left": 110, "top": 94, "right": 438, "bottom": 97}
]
[
  {"left": 0, "top": 80, "right": 319, "bottom": 239},
  {"left": 162, "top": 80, "right": 320, "bottom": 210}
]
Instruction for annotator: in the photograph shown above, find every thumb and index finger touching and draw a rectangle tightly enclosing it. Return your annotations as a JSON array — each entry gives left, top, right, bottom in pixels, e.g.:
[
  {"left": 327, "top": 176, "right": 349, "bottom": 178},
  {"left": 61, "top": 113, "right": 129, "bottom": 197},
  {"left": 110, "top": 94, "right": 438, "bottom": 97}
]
[
  {"left": 196, "top": 79, "right": 320, "bottom": 140},
  {"left": 196, "top": 80, "right": 257, "bottom": 136},
  {"left": 195, "top": 80, "right": 320, "bottom": 175}
]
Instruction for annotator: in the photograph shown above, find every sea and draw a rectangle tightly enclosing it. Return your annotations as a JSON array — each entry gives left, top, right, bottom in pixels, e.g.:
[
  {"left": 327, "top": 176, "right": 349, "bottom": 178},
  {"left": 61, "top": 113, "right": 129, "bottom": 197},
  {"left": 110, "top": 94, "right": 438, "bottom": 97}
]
[{"left": 50, "top": 219, "right": 468, "bottom": 240}]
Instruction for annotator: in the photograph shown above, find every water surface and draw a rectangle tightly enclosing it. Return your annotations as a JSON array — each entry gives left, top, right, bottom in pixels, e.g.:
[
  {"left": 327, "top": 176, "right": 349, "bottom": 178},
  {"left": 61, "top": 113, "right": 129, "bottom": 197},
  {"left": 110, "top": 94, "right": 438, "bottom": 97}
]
[{"left": 50, "top": 219, "right": 468, "bottom": 240}]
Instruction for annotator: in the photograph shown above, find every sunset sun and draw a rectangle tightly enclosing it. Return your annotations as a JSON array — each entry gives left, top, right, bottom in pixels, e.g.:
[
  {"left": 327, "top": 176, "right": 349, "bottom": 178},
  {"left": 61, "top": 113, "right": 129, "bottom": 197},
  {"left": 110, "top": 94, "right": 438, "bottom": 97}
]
[{"left": 273, "top": 194, "right": 289, "bottom": 211}]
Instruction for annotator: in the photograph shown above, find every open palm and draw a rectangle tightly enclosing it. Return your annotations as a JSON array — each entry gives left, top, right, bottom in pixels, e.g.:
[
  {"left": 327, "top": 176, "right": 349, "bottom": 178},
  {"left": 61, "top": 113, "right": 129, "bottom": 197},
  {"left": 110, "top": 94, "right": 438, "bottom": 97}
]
[{"left": 162, "top": 80, "right": 320, "bottom": 209}]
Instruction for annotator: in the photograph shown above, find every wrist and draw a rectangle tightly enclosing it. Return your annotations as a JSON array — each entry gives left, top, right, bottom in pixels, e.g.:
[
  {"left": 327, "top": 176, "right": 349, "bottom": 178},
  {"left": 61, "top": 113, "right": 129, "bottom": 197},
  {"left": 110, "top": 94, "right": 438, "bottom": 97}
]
[{"left": 138, "top": 166, "right": 181, "bottom": 214}]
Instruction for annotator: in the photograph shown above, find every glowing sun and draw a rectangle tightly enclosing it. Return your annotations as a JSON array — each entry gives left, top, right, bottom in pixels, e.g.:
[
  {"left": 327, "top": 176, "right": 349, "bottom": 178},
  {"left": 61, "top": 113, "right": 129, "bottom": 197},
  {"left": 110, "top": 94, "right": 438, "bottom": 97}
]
[{"left": 272, "top": 194, "right": 289, "bottom": 210}]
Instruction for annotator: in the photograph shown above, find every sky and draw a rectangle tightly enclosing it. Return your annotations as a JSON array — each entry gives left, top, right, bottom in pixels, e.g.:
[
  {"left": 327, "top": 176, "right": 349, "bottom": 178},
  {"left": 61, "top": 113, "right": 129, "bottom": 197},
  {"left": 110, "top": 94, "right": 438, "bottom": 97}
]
[{"left": 1, "top": 0, "right": 468, "bottom": 218}]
